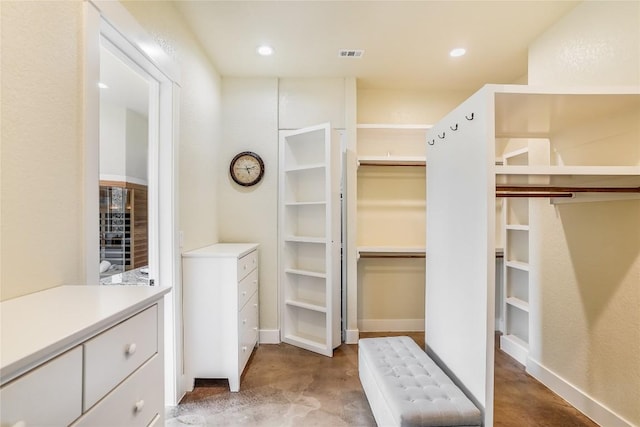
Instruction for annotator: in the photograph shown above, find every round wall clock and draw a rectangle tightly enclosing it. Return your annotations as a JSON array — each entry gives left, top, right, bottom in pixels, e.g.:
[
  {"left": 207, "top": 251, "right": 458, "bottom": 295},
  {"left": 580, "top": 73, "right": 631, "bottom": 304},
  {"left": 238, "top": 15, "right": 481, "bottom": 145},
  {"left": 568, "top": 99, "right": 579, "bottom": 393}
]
[{"left": 229, "top": 151, "right": 265, "bottom": 187}]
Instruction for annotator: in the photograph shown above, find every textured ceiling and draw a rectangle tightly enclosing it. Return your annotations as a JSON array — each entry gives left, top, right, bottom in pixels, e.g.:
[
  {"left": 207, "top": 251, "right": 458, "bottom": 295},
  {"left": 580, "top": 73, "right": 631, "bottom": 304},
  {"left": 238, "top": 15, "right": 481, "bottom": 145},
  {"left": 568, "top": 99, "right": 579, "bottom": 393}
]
[{"left": 174, "top": 1, "right": 579, "bottom": 90}]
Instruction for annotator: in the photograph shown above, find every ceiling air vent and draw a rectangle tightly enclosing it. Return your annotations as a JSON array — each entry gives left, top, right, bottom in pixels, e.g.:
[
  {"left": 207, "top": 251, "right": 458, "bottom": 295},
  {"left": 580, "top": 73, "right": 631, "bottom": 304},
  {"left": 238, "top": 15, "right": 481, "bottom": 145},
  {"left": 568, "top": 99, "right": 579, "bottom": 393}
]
[{"left": 339, "top": 49, "right": 364, "bottom": 58}]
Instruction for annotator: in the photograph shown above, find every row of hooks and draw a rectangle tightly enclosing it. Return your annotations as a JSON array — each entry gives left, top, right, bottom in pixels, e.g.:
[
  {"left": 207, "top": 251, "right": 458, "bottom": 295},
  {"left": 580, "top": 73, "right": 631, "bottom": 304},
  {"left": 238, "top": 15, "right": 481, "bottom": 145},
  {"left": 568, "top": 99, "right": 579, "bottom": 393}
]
[{"left": 427, "top": 112, "right": 476, "bottom": 146}]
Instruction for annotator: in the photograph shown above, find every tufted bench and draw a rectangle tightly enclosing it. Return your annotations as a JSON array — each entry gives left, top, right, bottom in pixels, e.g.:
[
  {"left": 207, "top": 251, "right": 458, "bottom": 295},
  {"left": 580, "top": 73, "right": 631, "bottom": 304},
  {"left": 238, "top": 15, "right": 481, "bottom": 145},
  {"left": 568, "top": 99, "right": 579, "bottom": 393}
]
[{"left": 358, "top": 336, "right": 482, "bottom": 427}]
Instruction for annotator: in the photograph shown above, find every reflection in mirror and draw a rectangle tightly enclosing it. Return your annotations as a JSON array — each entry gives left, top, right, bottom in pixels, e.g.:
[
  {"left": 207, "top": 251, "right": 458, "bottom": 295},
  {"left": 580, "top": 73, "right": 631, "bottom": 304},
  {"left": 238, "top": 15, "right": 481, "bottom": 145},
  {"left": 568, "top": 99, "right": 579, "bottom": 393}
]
[{"left": 98, "top": 44, "right": 151, "bottom": 285}]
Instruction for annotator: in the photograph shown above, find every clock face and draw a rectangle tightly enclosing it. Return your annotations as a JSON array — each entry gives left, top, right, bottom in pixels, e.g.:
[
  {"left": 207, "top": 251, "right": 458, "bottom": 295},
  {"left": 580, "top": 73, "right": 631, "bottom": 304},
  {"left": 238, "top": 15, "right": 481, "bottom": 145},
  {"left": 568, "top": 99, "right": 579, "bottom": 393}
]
[{"left": 230, "top": 151, "right": 265, "bottom": 186}]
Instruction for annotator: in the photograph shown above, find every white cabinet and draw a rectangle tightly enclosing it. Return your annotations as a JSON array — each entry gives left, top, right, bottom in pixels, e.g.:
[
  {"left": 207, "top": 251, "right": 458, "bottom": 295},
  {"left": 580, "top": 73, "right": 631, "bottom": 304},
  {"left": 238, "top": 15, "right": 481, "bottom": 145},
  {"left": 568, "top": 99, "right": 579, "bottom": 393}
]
[
  {"left": 0, "top": 347, "right": 83, "bottom": 426},
  {"left": 83, "top": 305, "right": 159, "bottom": 409},
  {"left": 182, "top": 243, "right": 259, "bottom": 392},
  {"left": 356, "top": 124, "right": 428, "bottom": 332},
  {"left": 0, "top": 285, "right": 169, "bottom": 427},
  {"left": 279, "top": 123, "right": 341, "bottom": 357}
]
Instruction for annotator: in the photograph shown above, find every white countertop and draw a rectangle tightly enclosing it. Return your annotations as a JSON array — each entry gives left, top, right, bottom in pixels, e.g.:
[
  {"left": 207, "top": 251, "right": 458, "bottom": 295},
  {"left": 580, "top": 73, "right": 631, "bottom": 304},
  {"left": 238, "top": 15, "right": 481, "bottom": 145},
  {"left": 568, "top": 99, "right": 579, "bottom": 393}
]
[
  {"left": 182, "top": 243, "right": 259, "bottom": 258},
  {"left": 0, "top": 284, "right": 171, "bottom": 384}
]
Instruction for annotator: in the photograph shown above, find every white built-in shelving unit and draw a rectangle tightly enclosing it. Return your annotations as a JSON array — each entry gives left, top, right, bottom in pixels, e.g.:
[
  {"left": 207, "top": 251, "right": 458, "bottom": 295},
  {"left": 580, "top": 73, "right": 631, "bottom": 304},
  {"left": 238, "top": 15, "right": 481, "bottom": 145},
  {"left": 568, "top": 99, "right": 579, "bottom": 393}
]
[
  {"left": 279, "top": 123, "right": 341, "bottom": 357},
  {"left": 356, "top": 124, "right": 430, "bottom": 331},
  {"left": 499, "top": 140, "right": 550, "bottom": 364},
  {"left": 426, "top": 84, "right": 639, "bottom": 425}
]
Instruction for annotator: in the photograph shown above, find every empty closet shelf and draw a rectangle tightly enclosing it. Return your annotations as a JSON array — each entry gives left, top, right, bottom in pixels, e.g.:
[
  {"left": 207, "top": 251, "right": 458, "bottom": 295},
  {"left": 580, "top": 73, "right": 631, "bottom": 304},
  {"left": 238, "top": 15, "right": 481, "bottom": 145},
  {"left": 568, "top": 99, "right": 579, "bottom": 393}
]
[{"left": 358, "top": 247, "right": 426, "bottom": 258}]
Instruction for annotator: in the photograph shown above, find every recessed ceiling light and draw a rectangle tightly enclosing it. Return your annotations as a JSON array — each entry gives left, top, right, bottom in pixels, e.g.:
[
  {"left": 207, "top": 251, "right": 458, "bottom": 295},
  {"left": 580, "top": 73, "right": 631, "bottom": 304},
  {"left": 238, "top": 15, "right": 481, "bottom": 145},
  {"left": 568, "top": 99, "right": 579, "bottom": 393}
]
[
  {"left": 98, "top": 82, "right": 109, "bottom": 89},
  {"left": 450, "top": 48, "right": 466, "bottom": 57},
  {"left": 257, "top": 45, "right": 274, "bottom": 56}
]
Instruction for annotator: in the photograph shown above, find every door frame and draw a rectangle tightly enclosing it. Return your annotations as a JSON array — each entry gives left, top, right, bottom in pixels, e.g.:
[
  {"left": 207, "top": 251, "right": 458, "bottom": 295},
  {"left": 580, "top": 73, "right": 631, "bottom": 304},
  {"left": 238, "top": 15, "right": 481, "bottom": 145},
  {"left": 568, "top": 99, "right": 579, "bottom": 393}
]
[{"left": 83, "top": 0, "right": 183, "bottom": 405}]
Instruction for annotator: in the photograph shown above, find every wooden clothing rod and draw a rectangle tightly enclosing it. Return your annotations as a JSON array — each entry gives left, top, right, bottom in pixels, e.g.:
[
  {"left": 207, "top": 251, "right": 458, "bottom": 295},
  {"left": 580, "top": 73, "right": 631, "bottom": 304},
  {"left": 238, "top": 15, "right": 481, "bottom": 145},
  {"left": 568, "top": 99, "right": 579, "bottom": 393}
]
[
  {"left": 496, "top": 192, "right": 573, "bottom": 198},
  {"left": 359, "top": 254, "right": 426, "bottom": 259},
  {"left": 497, "top": 185, "right": 640, "bottom": 194}
]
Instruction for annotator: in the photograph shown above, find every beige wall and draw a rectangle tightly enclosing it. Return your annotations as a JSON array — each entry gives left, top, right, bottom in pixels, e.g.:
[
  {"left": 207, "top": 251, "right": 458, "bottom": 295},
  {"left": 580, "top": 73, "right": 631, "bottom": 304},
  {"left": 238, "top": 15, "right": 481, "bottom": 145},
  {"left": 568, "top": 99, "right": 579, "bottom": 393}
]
[
  {"left": 357, "top": 89, "right": 471, "bottom": 124},
  {"left": 219, "top": 78, "right": 279, "bottom": 331},
  {"left": 528, "top": 1, "right": 640, "bottom": 425},
  {"left": 122, "top": 1, "right": 222, "bottom": 253},
  {"left": 1, "top": 1, "right": 85, "bottom": 301},
  {"left": 0, "top": 1, "right": 221, "bottom": 301}
]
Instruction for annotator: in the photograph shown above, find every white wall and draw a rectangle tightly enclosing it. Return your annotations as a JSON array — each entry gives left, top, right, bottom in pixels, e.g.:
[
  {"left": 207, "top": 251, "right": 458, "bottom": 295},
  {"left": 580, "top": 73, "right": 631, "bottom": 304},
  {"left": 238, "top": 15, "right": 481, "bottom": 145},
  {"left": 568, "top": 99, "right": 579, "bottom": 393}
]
[
  {"left": 527, "top": 2, "right": 640, "bottom": 425},
  {"left": 1, "top": 0, "right": 85, "bottom": 301},
  {"left": 99, "top": 104, "right": 148, "bottom": 184},
  {"left": 125, "top": 109, "right": 148, "bottom": 184},
  {"left": 99, "top": 102, "right": 127, "bottom": 178}
]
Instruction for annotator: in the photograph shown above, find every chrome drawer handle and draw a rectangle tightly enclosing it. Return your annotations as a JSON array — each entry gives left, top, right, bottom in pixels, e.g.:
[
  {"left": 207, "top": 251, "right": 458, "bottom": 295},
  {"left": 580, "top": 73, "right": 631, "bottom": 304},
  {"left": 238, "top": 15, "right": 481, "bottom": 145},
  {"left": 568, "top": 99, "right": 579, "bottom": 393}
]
[
  {"left": 126, "top": 343, "right": 137, "bottom": 356},
  {"left": 135, "top": 399, "right": 145, "bottom": 412}
]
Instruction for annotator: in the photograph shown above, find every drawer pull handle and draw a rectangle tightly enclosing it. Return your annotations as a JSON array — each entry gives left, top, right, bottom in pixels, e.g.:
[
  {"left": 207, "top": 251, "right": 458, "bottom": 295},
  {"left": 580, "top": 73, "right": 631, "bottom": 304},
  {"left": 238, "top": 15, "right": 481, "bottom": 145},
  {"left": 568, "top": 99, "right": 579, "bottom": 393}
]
[
  {"left": 242, "top": 346, "right": 247, "bottom": 352},
  {"left": 126, "top": 343, "right": 137, "bottom": 356},
  {"left": 134, "top": 399, "right": 145, "bottom": 412}
]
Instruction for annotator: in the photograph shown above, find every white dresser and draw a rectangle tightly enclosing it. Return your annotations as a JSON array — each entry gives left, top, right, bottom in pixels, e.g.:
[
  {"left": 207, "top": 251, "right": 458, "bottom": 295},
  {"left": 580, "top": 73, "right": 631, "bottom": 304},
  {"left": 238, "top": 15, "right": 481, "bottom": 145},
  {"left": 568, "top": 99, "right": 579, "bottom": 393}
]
[
  {"left": 182, "top": 243, "right": 259, "bottom": 392},
  {"left": 0, "top": 285, "right": 170, "bottom": 427}
]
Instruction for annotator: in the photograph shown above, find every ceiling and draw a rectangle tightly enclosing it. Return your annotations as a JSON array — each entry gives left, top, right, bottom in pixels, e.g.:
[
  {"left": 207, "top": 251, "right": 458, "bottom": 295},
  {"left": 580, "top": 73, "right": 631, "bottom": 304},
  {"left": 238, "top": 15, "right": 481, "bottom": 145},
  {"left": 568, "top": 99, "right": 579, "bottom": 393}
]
[{"left": 173, "top": 1, "right": 580, "bottom": 91}]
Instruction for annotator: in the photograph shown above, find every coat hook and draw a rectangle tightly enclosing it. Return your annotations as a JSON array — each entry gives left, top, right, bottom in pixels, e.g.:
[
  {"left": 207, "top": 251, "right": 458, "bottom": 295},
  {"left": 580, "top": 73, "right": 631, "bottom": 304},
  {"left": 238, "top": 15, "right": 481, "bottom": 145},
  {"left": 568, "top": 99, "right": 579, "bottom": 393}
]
[
  {"left": 438, "top": 132, "right": 446, "bottom": 139},
  {"left": 450, "top": 123, "right": 458, "bottom": 131},
  {"left": 465, "top": 113, "right": 474, "bottom": 120},
  {"left": 427, "top": 139, "right": 435, "bottom": 146}
]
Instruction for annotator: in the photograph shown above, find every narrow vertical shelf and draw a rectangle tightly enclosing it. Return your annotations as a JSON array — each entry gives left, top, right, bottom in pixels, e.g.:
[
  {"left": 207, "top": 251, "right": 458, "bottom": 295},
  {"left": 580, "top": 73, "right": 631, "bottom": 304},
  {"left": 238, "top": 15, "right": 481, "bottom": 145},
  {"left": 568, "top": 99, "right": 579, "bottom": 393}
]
[
  {"left": 279, "top": 123, "right": 341, "bottom": 357},
  {"left": 499, "top": 139, "right": 549, "bottom": 365}
]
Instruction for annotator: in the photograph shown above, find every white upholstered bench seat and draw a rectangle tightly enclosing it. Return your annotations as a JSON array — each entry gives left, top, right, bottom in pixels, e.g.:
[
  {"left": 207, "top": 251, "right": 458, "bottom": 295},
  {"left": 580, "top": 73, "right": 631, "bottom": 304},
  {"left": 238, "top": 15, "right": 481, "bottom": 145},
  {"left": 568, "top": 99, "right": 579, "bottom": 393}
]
[{"left": 358, "top": 336, "right": 482, "bottom": 427}]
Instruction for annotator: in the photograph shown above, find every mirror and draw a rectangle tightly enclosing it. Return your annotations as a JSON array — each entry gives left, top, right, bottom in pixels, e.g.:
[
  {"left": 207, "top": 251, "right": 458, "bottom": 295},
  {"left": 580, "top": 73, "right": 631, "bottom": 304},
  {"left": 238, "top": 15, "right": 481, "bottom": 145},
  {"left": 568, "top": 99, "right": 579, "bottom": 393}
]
[{"left": 98, "top": 43, "right": 151, "bottom": 285}]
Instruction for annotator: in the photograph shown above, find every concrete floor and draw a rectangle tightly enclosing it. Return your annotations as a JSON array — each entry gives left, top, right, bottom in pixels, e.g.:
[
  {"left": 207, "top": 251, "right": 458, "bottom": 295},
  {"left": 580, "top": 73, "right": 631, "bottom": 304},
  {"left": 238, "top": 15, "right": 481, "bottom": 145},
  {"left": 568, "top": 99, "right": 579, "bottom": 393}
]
[{"left": 169, "top": 333, "right": 598, "bottom": 426}]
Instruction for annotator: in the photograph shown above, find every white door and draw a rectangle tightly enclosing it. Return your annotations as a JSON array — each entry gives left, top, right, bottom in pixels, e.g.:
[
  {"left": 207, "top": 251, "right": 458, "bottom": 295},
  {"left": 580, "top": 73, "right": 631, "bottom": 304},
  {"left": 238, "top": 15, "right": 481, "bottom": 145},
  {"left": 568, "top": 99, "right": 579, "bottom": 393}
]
[{"left": 279, "top": 123, "right": 341, "bottom": 356}]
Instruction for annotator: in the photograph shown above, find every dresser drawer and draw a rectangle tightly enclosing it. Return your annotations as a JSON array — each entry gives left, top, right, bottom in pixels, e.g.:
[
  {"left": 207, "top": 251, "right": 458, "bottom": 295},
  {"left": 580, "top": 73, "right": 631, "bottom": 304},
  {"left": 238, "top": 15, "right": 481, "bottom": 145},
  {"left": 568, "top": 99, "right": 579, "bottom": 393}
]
[
  {"left": 238, "top": 268, "right": 258, "bottom": 310},
  {"left": 84, "top": 305, "right": 158, "bottom": 410},
  {"left": 237, "top": 249, "right": 257, "bottom": 280},
  {"left": 73, "top": 354, "right": 162, "bottom": 427},
  {"left": 0, "top": 346, "right": 82, "bottom": 427},
  {"left": 239, "top": 292, "right": 259, "bottom": 372}
]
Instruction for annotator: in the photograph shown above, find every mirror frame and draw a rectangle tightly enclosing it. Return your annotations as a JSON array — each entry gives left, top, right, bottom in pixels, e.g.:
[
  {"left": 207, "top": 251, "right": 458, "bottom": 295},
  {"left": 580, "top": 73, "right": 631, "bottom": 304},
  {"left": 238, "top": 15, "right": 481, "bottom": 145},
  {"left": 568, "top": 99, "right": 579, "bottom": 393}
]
[{"left": 83, "top": 0, "right": 182, "bottom": 405}]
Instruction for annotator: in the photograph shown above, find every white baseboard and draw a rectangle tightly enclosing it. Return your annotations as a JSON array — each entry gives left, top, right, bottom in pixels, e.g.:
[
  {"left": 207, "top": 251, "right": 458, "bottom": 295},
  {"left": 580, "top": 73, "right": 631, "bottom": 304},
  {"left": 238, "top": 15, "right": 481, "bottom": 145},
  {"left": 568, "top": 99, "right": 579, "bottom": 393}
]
[
  {"left": 259, "top": 329, "right": 280, "bottom": 344},
  {"left": 359, "top": 318, "right": 425, "bottom": 332},
  {"left": 527, "top": 357, "right": 634, "bottom": 427},
  {"left": 345, "top": 329, "right": 359, "bottom": 344}
]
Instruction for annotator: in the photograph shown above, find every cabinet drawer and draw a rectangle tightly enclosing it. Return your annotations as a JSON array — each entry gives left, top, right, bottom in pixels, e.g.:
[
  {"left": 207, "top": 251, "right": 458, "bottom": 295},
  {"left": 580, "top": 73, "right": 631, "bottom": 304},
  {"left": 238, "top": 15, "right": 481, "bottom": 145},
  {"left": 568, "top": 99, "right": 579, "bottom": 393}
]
[
  {"left": 239, "top": 292, "right": 259, "bottom": 372},
  {"left": 0, "top": 347, "right": 82, "bottom": 427},
  {"left": 238, "top": 268, "right": 258, "bottom": 310},
  {"left": 237, "top": 250, "right": 257, "bottom": 280},
  {"left": 84, "top": 305, "right": 158, "bottom": 410},
  {"left": 73, "top": 354, "right": 162, "bottom": 427}
]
